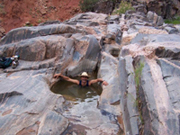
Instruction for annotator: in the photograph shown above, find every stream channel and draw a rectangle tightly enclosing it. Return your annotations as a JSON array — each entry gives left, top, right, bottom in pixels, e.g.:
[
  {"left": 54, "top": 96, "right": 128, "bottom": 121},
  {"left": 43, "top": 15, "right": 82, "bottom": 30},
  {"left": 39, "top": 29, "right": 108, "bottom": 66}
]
[{"left": 51, "top": 73, "right": 121, "bottom": 135}]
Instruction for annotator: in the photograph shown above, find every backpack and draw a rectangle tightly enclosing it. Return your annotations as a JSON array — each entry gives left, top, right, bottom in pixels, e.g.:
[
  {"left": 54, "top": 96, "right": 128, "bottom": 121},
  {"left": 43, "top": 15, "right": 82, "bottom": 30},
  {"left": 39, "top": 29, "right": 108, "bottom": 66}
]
[{"left": 0, "top": 57, "right": 12, "bottom": 69}]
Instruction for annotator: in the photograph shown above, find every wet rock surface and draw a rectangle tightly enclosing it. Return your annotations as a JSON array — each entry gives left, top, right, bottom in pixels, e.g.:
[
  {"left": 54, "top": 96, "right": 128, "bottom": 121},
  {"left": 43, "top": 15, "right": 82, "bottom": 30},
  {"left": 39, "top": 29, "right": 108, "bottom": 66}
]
[{"left": 0, "top": 6, "right": 180, "bottom": 135}]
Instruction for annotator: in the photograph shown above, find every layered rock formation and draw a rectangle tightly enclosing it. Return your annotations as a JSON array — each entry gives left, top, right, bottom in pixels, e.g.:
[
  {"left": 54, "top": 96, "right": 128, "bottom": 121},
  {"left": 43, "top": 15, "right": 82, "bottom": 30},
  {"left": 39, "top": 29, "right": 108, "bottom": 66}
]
[
  {"left": 0, "top": 7, "right": 180, "bottom": 135},
  {"left": 135, "top": 0, "right": 180, "bottom": 19}
]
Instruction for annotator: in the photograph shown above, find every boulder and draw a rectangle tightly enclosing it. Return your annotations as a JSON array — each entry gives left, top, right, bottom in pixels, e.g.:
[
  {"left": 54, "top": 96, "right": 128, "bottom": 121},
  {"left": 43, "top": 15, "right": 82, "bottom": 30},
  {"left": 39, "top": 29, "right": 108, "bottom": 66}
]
[
  {"left": 67, "top": 12, "right": 108, "bottom": 26},
  {"left": 118, "top": 55, "right": 139, "bottom": 135},
  {"left": 136, "top": 56, "right": 178, "bottom": 135},
  {"left": 158, "top": 59, "right": 180, "bottom": 110},
  {"left": 0, "top": 35, "right": 68, "bottom": 61},
  {"left": 103, "top": 24, "right": 122, "bottom": 44},
  {"left": 147, "top": 11, "right": 164, "bottom": 26},
  {"left": 164, "top": 26, "right": 179, "bottom": 34},
  {"left": 0, "top": 24, "right": 81, "bottom": 45},
  {"left": 67, "top": 35, "right": 101, "bottom": 77},
  {"left": 97, "top": 52, "right": 121, "bottom": 115}
]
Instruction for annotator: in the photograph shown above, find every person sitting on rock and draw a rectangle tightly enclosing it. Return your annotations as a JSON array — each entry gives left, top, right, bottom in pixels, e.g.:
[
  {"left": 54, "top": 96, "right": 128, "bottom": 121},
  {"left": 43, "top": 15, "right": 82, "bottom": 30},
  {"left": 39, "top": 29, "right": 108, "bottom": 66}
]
[{"left": 53, "top": 72, "right": 108, "bottom": 87}]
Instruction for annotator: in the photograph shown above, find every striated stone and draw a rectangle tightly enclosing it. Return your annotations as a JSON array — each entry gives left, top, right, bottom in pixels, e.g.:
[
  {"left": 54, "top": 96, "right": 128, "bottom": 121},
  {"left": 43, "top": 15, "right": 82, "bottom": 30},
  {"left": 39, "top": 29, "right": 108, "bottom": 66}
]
[
  {"left": 98, "top": 52, "right": 121, "bottom": 115},
  {"left": 67, "top": 35, "right": 100, "bottom": 77},
  {"left": 0, "top": 69, "right": 69, "bottom": 135},
  {"left": 118, "top": 55, "right": 139, "bottom": 135},
  {"left": 137, "top": 56, "right": 178, "bottom": 135},
  {"left": 0, "top": 24, "right": 81, "bottom": 45}
]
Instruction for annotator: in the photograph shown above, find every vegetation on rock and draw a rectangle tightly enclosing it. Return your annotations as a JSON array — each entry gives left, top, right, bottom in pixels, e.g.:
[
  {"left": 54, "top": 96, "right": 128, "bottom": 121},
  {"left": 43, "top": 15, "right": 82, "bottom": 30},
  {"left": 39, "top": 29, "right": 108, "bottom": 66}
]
[
  {"left": 112, "top": 0, "right": 134, "bottom": 15},
  {"left": 134, "top": 62, "right": 144, "bottom": 125},
  {"left": 164, "top": 16, "right": 180, "bottom": 24}
]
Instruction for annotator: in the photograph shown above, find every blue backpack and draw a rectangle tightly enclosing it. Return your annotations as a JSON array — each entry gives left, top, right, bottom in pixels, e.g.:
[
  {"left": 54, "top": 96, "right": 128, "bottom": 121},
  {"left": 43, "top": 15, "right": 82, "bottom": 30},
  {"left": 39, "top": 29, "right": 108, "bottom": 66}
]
[{"left": 0, "top": 57, "right": 12, "bottom": 69}]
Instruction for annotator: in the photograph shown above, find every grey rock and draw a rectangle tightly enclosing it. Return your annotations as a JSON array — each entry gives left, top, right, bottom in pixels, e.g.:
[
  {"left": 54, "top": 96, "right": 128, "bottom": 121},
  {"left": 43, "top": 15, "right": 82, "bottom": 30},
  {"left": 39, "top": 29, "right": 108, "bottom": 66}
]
[
  {"left": 38, "top": 20, "right": 61, "bottom": 26},
  {"left": 67, "top": 35, "right": 100, "bottom": 77},
  {"left": 133, "top": 4, "right": 147, "bottom": 13},
  {"left": 125, "top": 11, "right": 147, "bottom": 21},
  {"left": 137, "top": 0, "right": 180, "bottom": 19},
  {"left": 118, "top": 56, "right": 139, "bottom": 135},
  {"left": 107, "top": 24, "right": 122, "bottom": 44},
  {"left": 103, "top": 44, "right": 121, "bottom": 57},
  {"left": 0, "top": 24, "right": 81, "bottom": 45},
  {"left": 157, "top": 59, "right": 180, "bottom": 110},
  {"left": 137, "top": 56, "right": 178, "bottom": 135},
  {"left": 98, "top": 52, "right": 121, "bottom": 115},
  {"left": 0, "top": 35, "right": 68, "bottom": 61},
  {"left": 108, "top": 15, "right": 120, "bottom": 24},
  {"left": 164, "top": 26, "right": 179, "bottom": 34},
  {"left": 175, "top": 25, "right": 180, "bottom": 33},
  {"left": 4, "top": 58, "right": 56, "bottom": 73},
  {"left": 0, "top": 69, "right": 68, "bottom": 135},
  {"left": 131, "top": 33, "right": 180, "bottom": 45},
  {"left": 67, "top": 12, "right": 108, "bottom": 26},
  {"left": 147, "top": 11, "right": 164, "bottom": 26},
  {"left": 38, "top": 110, "right": 68, "bottom": 135}
]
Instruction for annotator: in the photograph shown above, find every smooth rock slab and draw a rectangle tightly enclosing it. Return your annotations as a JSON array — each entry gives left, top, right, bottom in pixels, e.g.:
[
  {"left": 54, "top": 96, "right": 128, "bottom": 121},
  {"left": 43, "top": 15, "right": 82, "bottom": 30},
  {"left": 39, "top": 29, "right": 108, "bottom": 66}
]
[
  {"left": 98, "top": 52, "right": 121, "bottom": 115},
  {"left": 0, "top": 69, "right": 68, "bottom": 135},
  {"left": 118, "top": 55, "right": 139, "bottom": 135},
  {"left": 138, "top": 57, "right": 178, "bottom": 135},
  {"left": 158, "top": 58, "right": 180, "bottom": 110},
  {"left": 0, "top": 35, "right": 68, "bottom": 61},
  {"left": 0, "top": 24, "right": 81, "bottom": 45},
  {"left": 67, "top": 35, "right": 101, "bottom": 77}
]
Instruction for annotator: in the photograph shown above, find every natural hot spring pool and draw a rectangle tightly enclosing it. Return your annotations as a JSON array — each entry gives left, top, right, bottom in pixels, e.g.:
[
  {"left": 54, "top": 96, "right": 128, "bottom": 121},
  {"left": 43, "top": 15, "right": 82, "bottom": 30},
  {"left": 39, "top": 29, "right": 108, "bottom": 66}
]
[{"left": 50, "top": 74, "right": 121, "bottom": 135}]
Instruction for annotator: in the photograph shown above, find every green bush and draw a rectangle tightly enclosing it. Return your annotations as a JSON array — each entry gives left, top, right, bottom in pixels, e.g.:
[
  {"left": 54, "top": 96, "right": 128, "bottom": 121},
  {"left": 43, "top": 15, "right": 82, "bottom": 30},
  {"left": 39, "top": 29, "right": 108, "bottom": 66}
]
[
  {"left": 112, "top": 0, "right": 134, "bottom": 15},
  {"left": 79, "top": 0, "right": 99, "bottom": 12},
  {"left": 135, "top": 62, "right": 144, "bottom": 89},
  {"left": 164, "top": 16, "right": 180, "bottom": 25}
]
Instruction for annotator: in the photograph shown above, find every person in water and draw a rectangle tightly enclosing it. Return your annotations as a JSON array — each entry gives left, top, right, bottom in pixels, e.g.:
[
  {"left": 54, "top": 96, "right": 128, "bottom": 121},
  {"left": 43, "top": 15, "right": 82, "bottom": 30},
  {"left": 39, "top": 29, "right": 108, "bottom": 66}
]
[{"left": 53, "top": 72, "right": 108, "bottom": 87}]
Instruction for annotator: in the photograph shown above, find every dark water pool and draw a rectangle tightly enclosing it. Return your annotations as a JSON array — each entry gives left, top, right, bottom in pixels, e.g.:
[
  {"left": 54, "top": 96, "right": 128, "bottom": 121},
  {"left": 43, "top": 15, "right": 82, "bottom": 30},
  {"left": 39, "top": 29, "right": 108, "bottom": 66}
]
[{"left": 51, "top": 75, "right": 102, "bottom": 103}]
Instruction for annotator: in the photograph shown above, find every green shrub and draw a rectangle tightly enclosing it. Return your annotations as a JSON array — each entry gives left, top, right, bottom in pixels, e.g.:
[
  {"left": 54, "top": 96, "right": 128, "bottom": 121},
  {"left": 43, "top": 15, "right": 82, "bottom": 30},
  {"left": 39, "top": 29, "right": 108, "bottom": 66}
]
[
  {"left": 112, "top": 0, "right": 134, "bottom": 15},
  {"left": 164, "top": 16, "right": 180, "bottom": 25},
  {"left": 79, "top": 0, "right": 99, "bottom": 12},
  {"left": 134, "top": 62, "right": 144, "bottom": 124},
  {"left": 135, "top": 62, "right": 144, "bottom": 89}
]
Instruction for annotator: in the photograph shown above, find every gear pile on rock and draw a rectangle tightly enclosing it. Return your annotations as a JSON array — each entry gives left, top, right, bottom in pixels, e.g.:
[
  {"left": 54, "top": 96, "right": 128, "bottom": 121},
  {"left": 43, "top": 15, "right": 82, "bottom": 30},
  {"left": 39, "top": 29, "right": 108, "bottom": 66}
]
[{"left": 0, "top": 2, "right": 180, "bottom": 135}]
